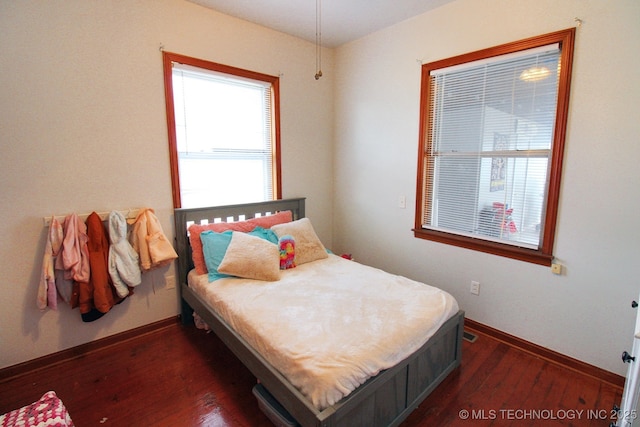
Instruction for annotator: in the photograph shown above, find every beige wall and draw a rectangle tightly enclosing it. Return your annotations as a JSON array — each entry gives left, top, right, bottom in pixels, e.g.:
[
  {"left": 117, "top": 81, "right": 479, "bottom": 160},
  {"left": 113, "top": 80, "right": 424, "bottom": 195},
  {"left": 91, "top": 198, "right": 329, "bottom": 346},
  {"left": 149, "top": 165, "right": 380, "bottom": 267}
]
[
  {"left": 333, "top": 0, "right": 640, "bottom": 375},
  {"left": 0, "top": 0, "right": 334, "bottom": 369}
]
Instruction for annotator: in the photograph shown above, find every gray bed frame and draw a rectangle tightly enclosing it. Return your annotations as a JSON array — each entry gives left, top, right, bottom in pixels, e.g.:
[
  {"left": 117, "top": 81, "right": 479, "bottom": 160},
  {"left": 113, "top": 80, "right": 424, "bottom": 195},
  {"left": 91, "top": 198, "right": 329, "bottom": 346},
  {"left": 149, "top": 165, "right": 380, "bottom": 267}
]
[{"left": 174, "top": 198, "right": 464, "bottom": 427}]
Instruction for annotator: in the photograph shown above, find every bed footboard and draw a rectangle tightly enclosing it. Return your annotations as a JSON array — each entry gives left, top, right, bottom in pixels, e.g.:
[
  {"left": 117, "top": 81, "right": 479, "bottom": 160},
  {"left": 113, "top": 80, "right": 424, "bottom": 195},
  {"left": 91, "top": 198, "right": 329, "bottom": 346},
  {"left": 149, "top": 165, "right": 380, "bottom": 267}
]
[{"left": 326, "top": 309, "right": 464, "bottom": 427}]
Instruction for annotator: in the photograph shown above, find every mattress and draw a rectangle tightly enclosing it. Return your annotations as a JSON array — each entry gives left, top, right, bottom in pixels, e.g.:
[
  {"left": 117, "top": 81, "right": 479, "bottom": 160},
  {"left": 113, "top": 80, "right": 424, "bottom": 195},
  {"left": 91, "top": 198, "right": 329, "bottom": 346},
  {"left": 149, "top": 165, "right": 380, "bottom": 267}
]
[{"left": 188, "top": 254, "right": 459, "bottom": 410}]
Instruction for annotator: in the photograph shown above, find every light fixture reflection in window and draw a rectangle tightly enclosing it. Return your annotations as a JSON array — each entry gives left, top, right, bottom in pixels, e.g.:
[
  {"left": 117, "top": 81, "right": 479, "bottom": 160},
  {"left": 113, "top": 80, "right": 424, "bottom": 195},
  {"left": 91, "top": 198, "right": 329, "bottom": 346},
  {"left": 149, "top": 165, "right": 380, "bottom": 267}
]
[{"left": 519, "top": 66, "right": 551, "bottom": 82}]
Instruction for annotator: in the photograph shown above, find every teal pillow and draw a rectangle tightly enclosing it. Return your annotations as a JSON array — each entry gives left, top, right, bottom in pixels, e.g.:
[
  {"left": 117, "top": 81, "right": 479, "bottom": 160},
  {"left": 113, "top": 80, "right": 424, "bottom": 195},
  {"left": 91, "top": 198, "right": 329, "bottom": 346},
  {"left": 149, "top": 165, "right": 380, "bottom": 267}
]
[
  {"left": 248, "top": 226, "right": 279, "bottom": 244},
  {"left": 200, "top": 230, "right": 234, "bottom": 282},
  {"left": 200, "top": 227, "right": 280, "bottom": 282}
]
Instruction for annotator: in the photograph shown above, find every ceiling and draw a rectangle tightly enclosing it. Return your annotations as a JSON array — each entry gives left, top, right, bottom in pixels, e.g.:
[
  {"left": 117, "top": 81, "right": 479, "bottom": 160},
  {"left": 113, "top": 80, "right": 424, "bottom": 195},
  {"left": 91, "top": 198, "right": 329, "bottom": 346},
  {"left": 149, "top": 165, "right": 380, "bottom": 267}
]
[{"left": 187, "top": 0, "right": 455, "bottom": 48}]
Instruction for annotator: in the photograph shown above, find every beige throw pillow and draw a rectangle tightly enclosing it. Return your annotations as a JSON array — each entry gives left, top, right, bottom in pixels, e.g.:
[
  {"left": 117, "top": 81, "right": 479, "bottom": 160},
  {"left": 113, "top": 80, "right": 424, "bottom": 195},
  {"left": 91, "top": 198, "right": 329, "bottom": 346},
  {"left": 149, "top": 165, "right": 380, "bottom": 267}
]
[
  {"left": 217, "top": 232, "right": 280, "bottom": 281},
  {"left": 272, "top": 218, "right": 328, "bottom": 265}
]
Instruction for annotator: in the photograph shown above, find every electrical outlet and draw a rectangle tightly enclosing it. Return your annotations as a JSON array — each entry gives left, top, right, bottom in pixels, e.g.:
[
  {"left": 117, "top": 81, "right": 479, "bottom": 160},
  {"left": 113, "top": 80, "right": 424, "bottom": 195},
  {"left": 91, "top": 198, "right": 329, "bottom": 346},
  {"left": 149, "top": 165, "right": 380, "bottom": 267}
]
[
  {"left": 166, "top": 275, "right": 176, "bottom": 290},
  {"left": 398, "top": 195, "right": 406, "bottom": 209},
  {"left": 470, "top": 281, "right": 480, "bottom": 295}
]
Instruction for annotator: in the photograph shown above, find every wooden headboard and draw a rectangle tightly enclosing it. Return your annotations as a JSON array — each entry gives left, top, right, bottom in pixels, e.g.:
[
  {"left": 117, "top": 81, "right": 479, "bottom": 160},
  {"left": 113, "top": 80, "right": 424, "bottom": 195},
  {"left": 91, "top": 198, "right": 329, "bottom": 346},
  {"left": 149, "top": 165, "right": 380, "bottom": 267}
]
[{"left": 173, "top": 198, "right": 306, "bottom": 288}]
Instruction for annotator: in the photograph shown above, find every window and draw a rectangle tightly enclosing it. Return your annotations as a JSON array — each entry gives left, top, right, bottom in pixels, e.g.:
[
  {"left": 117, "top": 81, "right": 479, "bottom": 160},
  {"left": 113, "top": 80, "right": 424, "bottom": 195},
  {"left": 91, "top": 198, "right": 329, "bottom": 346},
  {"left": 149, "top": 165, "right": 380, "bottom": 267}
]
[
  {"left": 162, "top": 52, "right": 281, "bottom": 208},
  {"left": 415, "top": 29, "right": 575, "bottom": 265}
]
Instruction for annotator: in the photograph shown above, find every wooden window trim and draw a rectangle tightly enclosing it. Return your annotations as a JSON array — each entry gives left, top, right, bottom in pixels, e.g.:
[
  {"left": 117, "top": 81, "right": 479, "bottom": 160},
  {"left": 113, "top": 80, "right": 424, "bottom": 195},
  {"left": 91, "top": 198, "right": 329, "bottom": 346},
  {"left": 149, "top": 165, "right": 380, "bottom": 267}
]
[
  {"left": 162, "top": 52, "right": 282, "bottom": 209},
  {"left": 414, "top": 28, "right": 576, "bottom": 266}
]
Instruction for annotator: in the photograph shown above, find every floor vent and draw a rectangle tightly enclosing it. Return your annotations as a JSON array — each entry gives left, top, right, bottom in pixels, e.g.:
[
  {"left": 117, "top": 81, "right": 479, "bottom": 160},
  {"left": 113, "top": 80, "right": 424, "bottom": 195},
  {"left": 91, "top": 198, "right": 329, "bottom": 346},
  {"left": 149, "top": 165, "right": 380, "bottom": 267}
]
[{"left": 463, "top": 331, "right": 478, "bottom": 343}]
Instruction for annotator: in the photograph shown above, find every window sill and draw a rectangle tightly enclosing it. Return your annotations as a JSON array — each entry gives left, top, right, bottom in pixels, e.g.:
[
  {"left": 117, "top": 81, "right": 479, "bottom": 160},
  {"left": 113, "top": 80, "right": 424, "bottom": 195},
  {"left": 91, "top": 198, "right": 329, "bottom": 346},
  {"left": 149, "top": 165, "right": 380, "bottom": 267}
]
[{"left": 412, "top": 228, "right": 553, "bottom": 266}]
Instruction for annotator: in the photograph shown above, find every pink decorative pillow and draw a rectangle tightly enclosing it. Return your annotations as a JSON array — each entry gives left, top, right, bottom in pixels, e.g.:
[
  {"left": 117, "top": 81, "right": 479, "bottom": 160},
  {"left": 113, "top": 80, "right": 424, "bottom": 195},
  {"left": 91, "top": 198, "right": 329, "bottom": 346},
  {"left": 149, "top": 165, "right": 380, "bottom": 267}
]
[{"left": 189, "top": 210, "right": 293, "bottom": 275}]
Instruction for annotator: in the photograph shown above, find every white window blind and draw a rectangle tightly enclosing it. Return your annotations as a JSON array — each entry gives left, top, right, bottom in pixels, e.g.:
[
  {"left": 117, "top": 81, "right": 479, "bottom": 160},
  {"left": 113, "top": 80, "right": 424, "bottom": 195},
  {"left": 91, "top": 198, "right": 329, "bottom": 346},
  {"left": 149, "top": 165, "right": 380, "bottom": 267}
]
[
  {"left": 422, "top": 43, "right": 561, "bottom": 249},
  {"left": 171, "top": 63, "right": 275, "bottom": 208}
]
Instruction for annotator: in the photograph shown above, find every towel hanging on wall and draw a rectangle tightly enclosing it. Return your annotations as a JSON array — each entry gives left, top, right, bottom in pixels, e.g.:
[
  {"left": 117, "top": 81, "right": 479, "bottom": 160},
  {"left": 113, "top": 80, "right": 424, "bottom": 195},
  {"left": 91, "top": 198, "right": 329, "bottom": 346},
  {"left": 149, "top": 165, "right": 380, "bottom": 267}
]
[
  {"left": 130, "top": 208, "right": 178, "bottom": 272},
  {"left": 57, "top": 213, "right": 90, "bottom": 310},
  {"left": 108, "top": 210, "right": 142, "bottom": 298},
  {"left": 37, "top": 217, "right": 63, "bottom": 311},
  {"left": 83, "top": 212, "right": 119, "bottom": 322}
]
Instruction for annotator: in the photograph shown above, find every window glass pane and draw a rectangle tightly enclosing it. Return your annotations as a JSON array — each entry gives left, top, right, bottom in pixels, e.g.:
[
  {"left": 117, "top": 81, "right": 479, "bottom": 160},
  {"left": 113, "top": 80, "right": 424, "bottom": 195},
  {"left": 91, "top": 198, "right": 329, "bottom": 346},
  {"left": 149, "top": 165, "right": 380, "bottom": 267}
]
[
  {"left": 428, "top": 154, "right": 548, "bottom": 249},
  {"left": 178, "top": 156, "right": 271, "bottom": 207},
  {"left": 170, "top": 65, "right": 274, "bottom": 208},
  {"left": 173, "top": 68, "right": 270, "bottom": 153}
]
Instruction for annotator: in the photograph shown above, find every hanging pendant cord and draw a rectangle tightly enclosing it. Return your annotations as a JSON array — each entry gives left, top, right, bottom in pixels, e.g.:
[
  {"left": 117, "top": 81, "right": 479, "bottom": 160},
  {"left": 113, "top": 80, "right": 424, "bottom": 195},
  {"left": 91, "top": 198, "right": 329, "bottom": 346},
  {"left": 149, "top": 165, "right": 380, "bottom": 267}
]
[{"left": 315, "top": 0, "right": 323, "bottom": 80}]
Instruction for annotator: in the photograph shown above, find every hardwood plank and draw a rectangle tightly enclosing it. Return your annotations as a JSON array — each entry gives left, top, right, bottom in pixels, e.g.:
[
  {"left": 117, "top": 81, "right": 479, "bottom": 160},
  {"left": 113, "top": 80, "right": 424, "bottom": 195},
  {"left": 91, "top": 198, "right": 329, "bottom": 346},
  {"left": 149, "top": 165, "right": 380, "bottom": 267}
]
[
  {"left": 403, "top": 328, "right": 622, "bottom": 427},
  {"left": 0, "top": 321, "right": 623, "bottom": 427},
  {"left": 0, "top": 321, "right": 273, "bottom": 426},
  {"left": 465, "top": 318, "right": 624, "bottom": 388}
]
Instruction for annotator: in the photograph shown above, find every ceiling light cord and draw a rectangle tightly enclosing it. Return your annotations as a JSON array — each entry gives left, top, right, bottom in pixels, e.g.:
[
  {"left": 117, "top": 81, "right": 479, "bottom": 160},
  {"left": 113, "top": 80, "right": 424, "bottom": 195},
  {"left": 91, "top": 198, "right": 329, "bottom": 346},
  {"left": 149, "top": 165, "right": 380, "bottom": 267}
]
[{"left": 315, "top": 0, "right": 323, "bottom": 80}]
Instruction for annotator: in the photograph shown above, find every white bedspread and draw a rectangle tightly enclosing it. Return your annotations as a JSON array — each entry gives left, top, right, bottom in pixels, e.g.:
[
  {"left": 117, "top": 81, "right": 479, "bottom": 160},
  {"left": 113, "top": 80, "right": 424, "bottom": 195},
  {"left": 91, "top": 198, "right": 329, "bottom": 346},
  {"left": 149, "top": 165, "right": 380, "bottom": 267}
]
[{"left": 188, "top": 254, "right": 459, "bottom": 410}]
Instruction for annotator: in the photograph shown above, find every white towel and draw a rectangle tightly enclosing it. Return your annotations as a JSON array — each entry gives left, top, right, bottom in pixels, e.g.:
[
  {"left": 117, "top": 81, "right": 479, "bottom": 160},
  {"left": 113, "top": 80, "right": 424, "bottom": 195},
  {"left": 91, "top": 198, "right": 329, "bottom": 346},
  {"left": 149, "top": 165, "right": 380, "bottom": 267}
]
[{"left": 108, "top": 210, "right": 141, "bottom": 297}]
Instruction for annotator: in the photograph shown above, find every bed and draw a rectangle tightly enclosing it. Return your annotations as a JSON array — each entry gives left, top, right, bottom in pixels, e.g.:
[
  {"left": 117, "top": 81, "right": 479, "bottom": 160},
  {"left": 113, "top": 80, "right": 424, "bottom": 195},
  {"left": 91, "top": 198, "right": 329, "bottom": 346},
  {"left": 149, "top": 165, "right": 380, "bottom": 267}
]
[{"left": 174, "top": 198, "right": 464, "bottom": 427}]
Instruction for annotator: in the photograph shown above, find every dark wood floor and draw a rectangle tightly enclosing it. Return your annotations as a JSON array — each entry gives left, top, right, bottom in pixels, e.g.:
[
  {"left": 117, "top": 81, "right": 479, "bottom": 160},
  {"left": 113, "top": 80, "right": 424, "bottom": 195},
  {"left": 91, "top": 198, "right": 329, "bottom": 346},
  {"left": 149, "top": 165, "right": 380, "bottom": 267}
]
[{"left": 0, "top": 320, "right": 623, "bottom": 426}]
